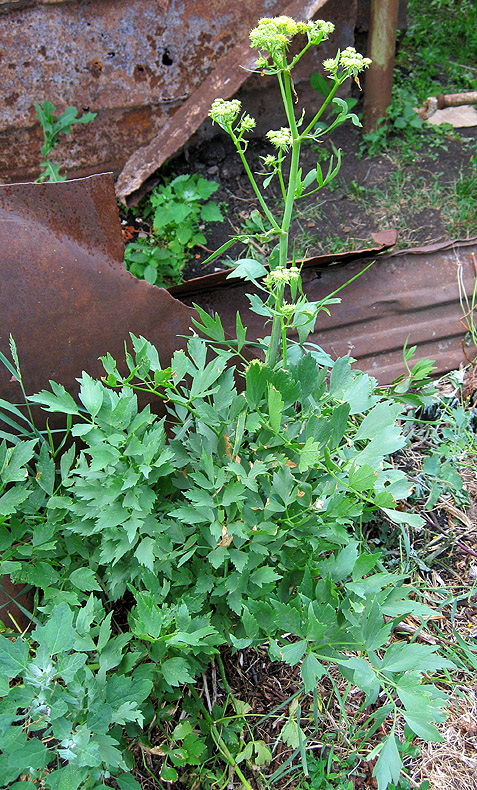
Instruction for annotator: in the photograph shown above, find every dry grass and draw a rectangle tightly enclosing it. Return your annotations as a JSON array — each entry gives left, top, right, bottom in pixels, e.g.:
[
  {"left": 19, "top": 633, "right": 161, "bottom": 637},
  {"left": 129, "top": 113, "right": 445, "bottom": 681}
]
[{"left": 414, "top": 683, "right": 477, "bottom": 790}]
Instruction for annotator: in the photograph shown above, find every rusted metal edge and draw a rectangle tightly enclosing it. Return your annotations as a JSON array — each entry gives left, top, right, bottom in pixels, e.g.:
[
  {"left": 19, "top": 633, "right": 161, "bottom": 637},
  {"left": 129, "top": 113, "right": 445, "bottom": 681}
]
[
  {"left": 387, "top": 236, "right": 477, "bottom": 256},
  {"left": 168, "top": 230, "right": 398, "bottom": 297},
  {"left": 115, "top": 0, "right": 332, "bottom": 205}
]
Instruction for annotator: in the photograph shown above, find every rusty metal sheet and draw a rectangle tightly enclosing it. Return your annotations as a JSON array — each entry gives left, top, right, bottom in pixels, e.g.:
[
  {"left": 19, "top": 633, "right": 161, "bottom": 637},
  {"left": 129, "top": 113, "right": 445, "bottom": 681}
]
[
  {"left": 0, "top": 0, "right": 357, "bottom": 185},
  {"left": 0, "top": 173, "right": 195, "bottom": 409},
  {"left": 176, "top": 238, "right": 477, "bottom": 383},
  {"left": 115, "top": 0, "right": 342, "bottom": 203}
]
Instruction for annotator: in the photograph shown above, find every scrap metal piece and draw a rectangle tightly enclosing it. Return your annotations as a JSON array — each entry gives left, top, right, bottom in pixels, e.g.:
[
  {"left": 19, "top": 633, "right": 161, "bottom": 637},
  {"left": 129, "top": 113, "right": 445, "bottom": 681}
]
[
  {"left": 175, "top": 237, "right": 477, "bottom": 383},
  {"left": 115, "top": 0, "right": 339, "bottom": 204},
  {"left": 417, "top": 91, "right": 477, "bottom": 120},
  {"left": 0, "top": 173, "right": 195, "bottom": 409}
]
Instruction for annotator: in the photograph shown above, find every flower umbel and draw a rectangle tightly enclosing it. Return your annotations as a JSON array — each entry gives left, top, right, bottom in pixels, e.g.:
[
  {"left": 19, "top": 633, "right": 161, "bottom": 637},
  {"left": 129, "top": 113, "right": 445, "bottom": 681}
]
[
  {"left": 324, "top": 47, "right": 372, "bottom": 78},
  {"left": 266, "top": 127, "right": 293, "bottom": 150},
  {"left": 250, "top": 16, "right": 299, "bottom": 64},
  {"left": 209, "top": 98, "right": 242, "bottom": 129},
  {"left": 339, "top": 46, "right": 372, "bottom": 76},
  {"left": 264, "top": 266, "right": 300, "bottom": 289}
]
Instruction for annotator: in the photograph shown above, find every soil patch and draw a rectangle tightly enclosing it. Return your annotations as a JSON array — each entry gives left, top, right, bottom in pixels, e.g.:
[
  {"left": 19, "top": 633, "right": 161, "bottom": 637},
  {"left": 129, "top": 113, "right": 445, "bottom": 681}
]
[{"left": 136, "top": 120, "right": 477, "bottom": 284}]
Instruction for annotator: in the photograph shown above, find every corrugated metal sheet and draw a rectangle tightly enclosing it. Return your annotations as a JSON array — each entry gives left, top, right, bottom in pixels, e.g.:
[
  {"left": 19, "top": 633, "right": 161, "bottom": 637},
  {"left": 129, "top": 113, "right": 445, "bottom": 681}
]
[
  {"left": 1, "top": 173, "right": 475, "bottom": 398},
  {"left": 0, "top": 0, "right": 357, "bottom": 185},
  {"left": 176, "top": 238, "right": 477, "bottom": 382}
]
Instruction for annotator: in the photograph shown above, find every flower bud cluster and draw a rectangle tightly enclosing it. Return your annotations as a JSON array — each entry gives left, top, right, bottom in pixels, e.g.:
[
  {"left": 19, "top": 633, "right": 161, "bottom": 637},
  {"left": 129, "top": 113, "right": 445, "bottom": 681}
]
[
  {"left": 264, "top": 266, "right": 300, "bottom": 289},
  {"left": 266, "top": 127, "right": 293, "bottom": 150},
  {"left": 323, "top": 47, "right": 372, "bottom": 78},
  {"left": 209, "top": 99, "right": 256, "bottom": 138},
  {"left": 209, "top": 98, "right": 241, "bottom": 128},
  {"left": 261, "top": 154, "right": 278, "bottom": 168},
  {"left": 239, "top": 113, "right": 256, "bottom": 133},
  {"left": 280, "top": 301, "right": 296, "bottom": 318}
]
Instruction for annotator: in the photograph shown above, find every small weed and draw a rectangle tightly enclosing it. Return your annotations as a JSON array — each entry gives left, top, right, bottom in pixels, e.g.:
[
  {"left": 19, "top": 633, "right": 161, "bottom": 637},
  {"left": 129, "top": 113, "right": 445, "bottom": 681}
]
[
  {"left": 35, "top": 100, "right": 96, "bottom": 182},
  {"left": 123, "top": 173, "right": 225, "bottom": 286}
]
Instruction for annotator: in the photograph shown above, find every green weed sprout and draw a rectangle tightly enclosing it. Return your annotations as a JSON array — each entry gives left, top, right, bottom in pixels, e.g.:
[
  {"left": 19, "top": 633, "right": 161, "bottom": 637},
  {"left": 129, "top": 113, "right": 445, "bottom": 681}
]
[
  {"left": 207, "top": 16, "right": 370, "bottom": 366},
  {"left": 35, "top": 100, "right": 96, "bottom": 183}
]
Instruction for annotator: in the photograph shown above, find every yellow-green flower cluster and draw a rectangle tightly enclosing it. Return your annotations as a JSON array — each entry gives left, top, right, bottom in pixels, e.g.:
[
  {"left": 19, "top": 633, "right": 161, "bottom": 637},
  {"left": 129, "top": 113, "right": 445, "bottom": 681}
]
[
  {"left": 323, "top": 47, "right": 372, "bottom": 78},
  {"left": 250, "top": 16, "right": 334, "bottom": 66},
  {"left": 239, "top": 113, "right": 256, "bottom": 133},
  {"left": 209, "top": 98, "right": 241, "bottom": 128},
  {"left": 266, "top": 127, "right": 293, "bottom": 150},
  {"left": 264, "top": 266, "right": 300, "bottom": 289},
  {"left": 306, "top": 19, "right": 335, "bottom": 44}
]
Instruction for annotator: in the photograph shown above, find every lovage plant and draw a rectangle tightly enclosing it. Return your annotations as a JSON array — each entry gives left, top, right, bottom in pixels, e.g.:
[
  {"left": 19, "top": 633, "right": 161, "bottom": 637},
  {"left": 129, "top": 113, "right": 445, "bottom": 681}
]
[{"left": 0, "top": 17, "right": 454, "bottom": 790}]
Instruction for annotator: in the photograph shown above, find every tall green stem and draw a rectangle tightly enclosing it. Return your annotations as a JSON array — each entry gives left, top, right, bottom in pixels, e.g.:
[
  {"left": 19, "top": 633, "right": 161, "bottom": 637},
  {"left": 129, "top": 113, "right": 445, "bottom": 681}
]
[
  {"left": 266, "top": 71, "right": 301, "bottom": 367},
  {"left": 232, "top": 135, "right": 280, "bottom": 232}
]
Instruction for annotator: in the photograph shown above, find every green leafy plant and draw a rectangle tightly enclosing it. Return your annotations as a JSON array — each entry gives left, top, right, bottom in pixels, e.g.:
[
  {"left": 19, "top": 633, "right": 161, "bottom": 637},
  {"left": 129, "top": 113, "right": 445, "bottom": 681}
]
[
  {"left": 124, "top": 173, "right": 225, "bottom": 286},
  {"left": 35, "top": 100, "right": 96, "bottom": 183},
  {"left": 0, "top": 600, "right": 151, "bottom": 788},
  {"left": 0, "top": 16, "right": 461, "bottom": 790}
]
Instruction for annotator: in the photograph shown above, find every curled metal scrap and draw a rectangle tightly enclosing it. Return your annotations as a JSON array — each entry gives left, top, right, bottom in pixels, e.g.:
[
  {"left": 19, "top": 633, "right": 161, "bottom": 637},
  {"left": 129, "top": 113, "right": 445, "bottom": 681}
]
[
  {"left": 175, "top": 237, "right": 477, "bottom": 383},
  {"left": 0, "top": 173, "right": 196, "bottom": 413}
]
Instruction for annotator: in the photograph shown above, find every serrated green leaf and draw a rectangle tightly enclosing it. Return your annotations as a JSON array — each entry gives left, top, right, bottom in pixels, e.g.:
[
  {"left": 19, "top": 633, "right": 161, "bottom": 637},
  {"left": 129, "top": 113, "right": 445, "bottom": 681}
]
[
  {"left": 117, "top": 774, "right": 142, "bottom": 790},
  {"left": 372, "top": 734, "right": 402, "bottom": 790},
  {"left": 33, "top": 602, "right": 75, "bottom": 654},
  {"left": 29, "top": 383, "right": 79, "bottom": 415},
  {"left": 250, "top": 566, "right": 282, "bottom": 587},
  {"left": 227, "top": 258, "right": 267, "bottom": 282},
  {"left": 161, "top": 657, "right": 195, "bottom": 686},
  {"left": 402, "top": 711, "right": 444, "bottom": 741},
  {"left": 279, "top": 640, "right": 307, "bottom": 666},
  {"left": 0, "top": 635, "right": 29, "bottom": 677},
  {"left": 1, "top": 440, "right": 37, "bottom": 484},
  {"left": 0, "top": 486, "right": 30, "bottom": 516},
  {"left": 134, "top": 538, "right": 155, "bottom": 571},
  {"left": 78, "top": 373, "right": 104, "bottom": 417},
  {"left": 200, "top": 202, "right": 223, "bottom": 222},
  {"left": 349, "top": 463, "right": 378, "bottom": 492},
  {"left": 36, "top": 442, "right": 55, "bottom": 495},
  {"left": 301, "top": 653, "right": 326, "bottom": 692},
  {"left": 69, "top": 567, "right": 102, "bottom": 592}
]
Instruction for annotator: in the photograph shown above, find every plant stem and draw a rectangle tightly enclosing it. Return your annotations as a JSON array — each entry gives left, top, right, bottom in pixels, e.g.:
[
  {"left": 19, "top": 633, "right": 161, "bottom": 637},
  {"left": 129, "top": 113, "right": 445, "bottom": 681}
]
[
  {"left": 266, "top": 70, "right": 302, "bottom": 368},
  {"left": 188, "top": 684, "right": 253, "bottom": 790},
  {"left": 231, "top": 134, "right": 280, "bottom": 233}
]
